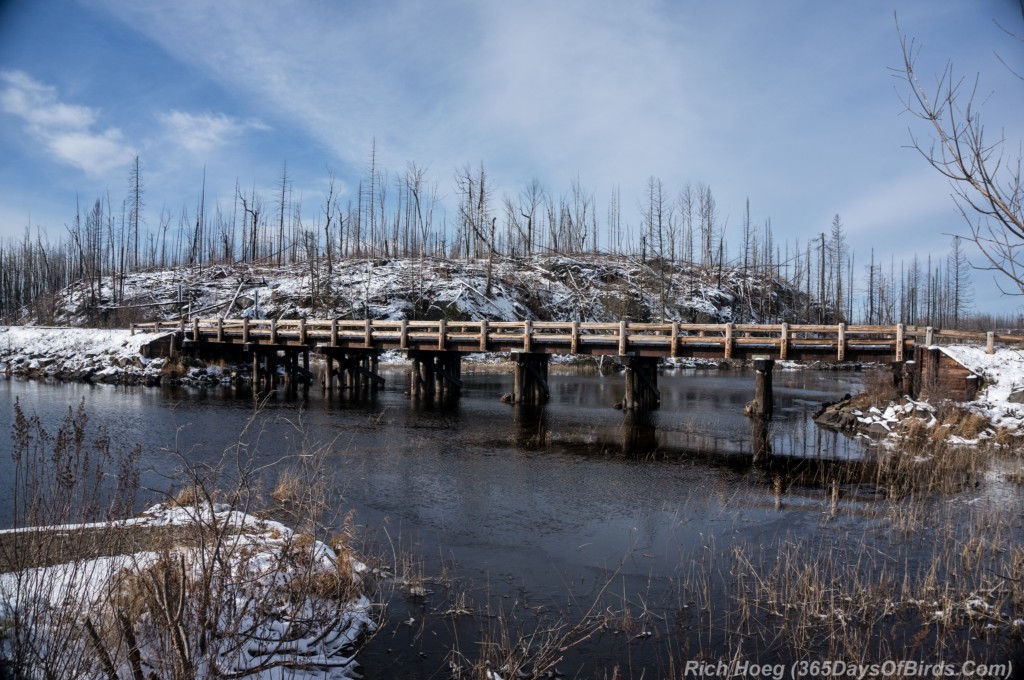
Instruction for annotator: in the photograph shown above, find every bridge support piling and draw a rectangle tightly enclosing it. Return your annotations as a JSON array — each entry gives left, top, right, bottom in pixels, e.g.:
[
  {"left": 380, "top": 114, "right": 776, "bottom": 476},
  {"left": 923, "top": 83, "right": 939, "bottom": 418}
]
[
  {"left": 319, "top": 349, "right": 383, "bottom": 397},
  {"left": 409, "top": 351, "right": 462, "bottom": 399},
  {"left": 267, "top": 352, "right": 278, "bottom": 388},
  {"left": 747, "top": 357, "right": 775, "bottom": 418},
  {"left": 751, "top": 414, "right": 772, "bottom": 465},
  {"left": 512, "top": 352, "right": 550, "bottom": 404},
  {"left": 322, "top": 356, "right": 334, "bottom": 392},
  {"left": 621, "top": 355, "right": 660, "bottom": 410}
]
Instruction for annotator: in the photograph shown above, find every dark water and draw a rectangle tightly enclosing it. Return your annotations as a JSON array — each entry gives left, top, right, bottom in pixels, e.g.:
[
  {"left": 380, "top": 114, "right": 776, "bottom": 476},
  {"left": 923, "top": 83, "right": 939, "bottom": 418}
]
[{"left": 2, "top": 366, "right": 1021, "bottom": 677}]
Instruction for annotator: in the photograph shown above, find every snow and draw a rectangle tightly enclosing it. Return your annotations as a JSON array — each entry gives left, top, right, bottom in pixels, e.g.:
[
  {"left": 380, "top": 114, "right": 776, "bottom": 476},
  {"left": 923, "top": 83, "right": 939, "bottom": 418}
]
[
  {"left": 0, "top": 502, "right": 373, "bottom": 679},
  {"left": 939, "top": 345, "right": 1024, "bottom": 432},
  {"left": 0, "top": 325, "right": 170, "bottom": 383},
  {"left": 37, "top": 256, "right": 808, "bottom": 328},
  {"left": 834, "top": 344, "right": 1024, "bottom": 447}
]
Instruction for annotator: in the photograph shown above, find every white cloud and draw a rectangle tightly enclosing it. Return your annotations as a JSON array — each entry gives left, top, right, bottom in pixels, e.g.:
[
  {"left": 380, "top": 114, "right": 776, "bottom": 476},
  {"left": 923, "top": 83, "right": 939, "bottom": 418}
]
[
  {"left": 0, "top": 69, "right": 136, "bottom": 176},
  {"left": 158, "top": 110, "right": 268, "bottom": 155},
  {"left": 82, "top": 1, "right": 1024, "bottom": 279}
]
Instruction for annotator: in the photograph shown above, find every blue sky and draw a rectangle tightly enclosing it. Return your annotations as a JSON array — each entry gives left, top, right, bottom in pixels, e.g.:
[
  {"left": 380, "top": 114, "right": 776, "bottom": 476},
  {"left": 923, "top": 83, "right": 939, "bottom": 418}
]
[{"left": 1, "top": 1, "right": 1022, "bottom": 313}]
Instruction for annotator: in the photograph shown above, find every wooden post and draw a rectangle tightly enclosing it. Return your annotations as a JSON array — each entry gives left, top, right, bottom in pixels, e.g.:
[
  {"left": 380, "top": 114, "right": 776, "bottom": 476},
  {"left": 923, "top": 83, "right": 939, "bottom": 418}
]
[
  {"left": 130, "top": 323, "right": 136, "bottom": 336},
  {"left": 512, "top": 352, "right": 549, "bottom": 404},
  {"left": 362, "top": 354, "right": 371, "bottom": 395},
  {"left": 570, "top": 321, "right": 579, "bottom": 354},
  {"left": 891, "top": 360, "right": 904, "bottom": 394},
  {"left": 243, "top": 317, "right": 250, "bottom": 344},
  {"left": 410, "top": 355, "right": 420, "bottom": 397},
  {"left": 364, "top": 318, "right": 372, "bottom": 348},
  {"left": 986, "top": 331, "right": 995, "bottom": 355},
  {"left": 724, "top": 322, "right": 733, "bottom": 359},
  {"left": 535, "top": 357, "right": 548, "bottom": 403},
  {"left": 434, "top": 352, "right": 461, "bottom": 399},
  {"left": 751, "top": 414, "right": 771, "bottom": 465},
  {"left": 925, "top": 326, "right": 934, "bottom": 347},
  {"left": 513, "top": 357, "right": 524, "bottom": 403},
  {"left": 523, "top": 320, "right": 532, "bottom": 352},
  {"left": 400, "top": 319, "right": 408, "bottom": 349},
  {"left": 837, "top": 323, "right": 846, "bottom": 361},
  {"left": 217, "top": 318, "right": 224, "bottom": 342},
  {"left": 192, "top": 318, "right": 200, "bottom": 342},
  {"left": 299, "top": 318, "right": 307, "bottom": 345},
  {"left": 422, "top": 355, "right": 435, "bottom": 397},
  {"left": 437, "top": 318, "right": 446, "bottom": 351},
  {"left": 750, "top": 357, "right": 774, "bottom": 418},
  {"left": 670, "top": 321, "right": 679, "bottom": 358},
  {"left": 479, "top": 319, "right": 489, "bottom": 352},
  {"left": 779, "top": 323, "right": 789, "bottom": 360},
  {"left": 618, "top": 320, "right": 628, "bottom": 356},
  {"left": 270, "top": 320, "right": 278, "bottom": 345},
  {"left": 903, "top": 358, "right": 918, "bottom": 399},
  {"left": 331, "top": 319, "right": 338, "bottom": 347},
  {"left": 622, "top": 356, "right": 660, "bottom": 410},
  {"left": 897, "top": 323, "right": 905, "bottom": 362},
  {"left": 286, "top": 351, "right": 297, "bottom": 388}
]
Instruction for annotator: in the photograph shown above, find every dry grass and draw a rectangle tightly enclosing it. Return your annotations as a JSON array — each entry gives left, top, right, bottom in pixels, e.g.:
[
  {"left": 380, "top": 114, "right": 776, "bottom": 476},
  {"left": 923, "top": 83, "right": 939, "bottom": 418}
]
[
  {"left": 932, "top": 403, "right": 991, "bottom": 439},
  {"left": 270, "top": 467, "right": 304, "bottom": 504},
  {"left": 670, "top": 504, "right": 1024, "bottom": 671},
  {"left": 171, "top": 484, "right": 201, "bottom": 507},
  {"left": 846, "top": 368, "right": 899, "bottom": 410}
]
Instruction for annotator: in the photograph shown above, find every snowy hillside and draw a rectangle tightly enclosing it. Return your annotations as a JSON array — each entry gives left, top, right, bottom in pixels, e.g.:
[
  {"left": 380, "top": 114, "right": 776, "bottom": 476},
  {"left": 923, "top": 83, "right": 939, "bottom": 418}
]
[{"left": 33, "top": 255, "right": 815, "bottom": 328}]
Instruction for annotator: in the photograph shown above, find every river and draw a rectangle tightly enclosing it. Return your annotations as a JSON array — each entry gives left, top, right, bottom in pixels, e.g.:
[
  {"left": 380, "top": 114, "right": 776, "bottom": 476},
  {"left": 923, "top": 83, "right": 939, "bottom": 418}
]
[{"left": 2, "top": 365, "right": 1022, "bottom": 677}]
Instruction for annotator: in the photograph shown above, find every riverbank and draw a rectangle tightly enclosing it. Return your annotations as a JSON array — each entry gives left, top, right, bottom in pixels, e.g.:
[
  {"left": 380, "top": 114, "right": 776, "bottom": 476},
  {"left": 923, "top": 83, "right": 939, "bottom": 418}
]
[
  {"left": 0, "top": 502, "right": 374, "bottom": 679},
  {"left": 814, "top": 345, "right": 1024, "bottom": 441},
  {"left": 0, "top": 325, "right": 172, "bottom": 384}
]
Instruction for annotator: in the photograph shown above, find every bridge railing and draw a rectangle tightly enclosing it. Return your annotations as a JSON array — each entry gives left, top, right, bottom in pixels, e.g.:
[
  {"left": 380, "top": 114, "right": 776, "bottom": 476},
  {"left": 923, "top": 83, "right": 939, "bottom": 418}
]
[
  {"left": 903, "top": 325, "right": 1024, "bottom": 353},
  {"left": 129, "top": 318, "right": 926, "bottom": 360},
  {"left": 125, "top": 318, "right": 1024, "bottom": 360}
]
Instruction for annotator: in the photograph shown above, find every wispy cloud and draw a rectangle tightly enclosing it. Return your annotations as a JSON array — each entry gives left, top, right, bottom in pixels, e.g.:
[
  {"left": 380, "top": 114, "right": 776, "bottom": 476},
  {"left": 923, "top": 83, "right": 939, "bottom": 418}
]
[
  {"left": 158, "top": 110, "right": 268, "bottom": 155},
  {"left": 0, "top": 69, "right": 136, "bottom": 176}
]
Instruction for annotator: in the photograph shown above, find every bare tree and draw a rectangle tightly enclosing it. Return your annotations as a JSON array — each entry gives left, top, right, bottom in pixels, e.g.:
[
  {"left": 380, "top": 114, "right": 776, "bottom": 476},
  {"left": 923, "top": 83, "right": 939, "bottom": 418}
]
[
  {"left": 276, "top": 162, "right": 290, "bottom": 266},
  {"left": 128, "top": 155, "right": 143, "bottom": 270},
  {"left": 697, "top": 183, "right": 716, "bottom": 267},
  {"left": 830, "top": 214, "right": 847, "bottom": 321},
  {"left": 237, "top": 185, "right": 262, "bottom": 263},
  {"left": 948, "top": 235, "right": 974, "bottom": 326},
  {"left": 897, "top": 14, "right": 1024, "bottom": 294}
]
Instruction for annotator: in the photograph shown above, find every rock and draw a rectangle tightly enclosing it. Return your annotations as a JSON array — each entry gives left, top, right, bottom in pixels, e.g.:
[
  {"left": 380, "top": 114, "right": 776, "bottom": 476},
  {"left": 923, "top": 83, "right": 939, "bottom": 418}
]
[
  {"left": 866, "top": 422, "right": 892, "bottom": 436},
  {"left": 1008, "top": 389, "right": 1024, "bottom": 404}
]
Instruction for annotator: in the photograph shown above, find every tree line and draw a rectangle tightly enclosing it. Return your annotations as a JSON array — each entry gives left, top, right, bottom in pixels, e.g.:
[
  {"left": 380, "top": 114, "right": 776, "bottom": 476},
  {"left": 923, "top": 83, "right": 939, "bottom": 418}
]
[{"left": 0, "top": 148, "right": 989, "bottom": 328}]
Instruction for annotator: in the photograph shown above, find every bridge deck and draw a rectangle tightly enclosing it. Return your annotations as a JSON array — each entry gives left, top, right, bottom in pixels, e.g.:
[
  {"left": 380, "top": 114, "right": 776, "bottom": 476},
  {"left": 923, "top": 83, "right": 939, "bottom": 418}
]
[{"left": 123, "top": 319, "right": 1012, "bottom": 363}]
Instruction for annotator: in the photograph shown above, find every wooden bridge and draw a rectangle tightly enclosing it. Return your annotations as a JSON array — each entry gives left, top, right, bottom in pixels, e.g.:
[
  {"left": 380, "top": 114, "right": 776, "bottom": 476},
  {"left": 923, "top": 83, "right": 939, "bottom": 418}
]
[{"left": 131, "top": 319, "right": 1012, "bottom": 411}]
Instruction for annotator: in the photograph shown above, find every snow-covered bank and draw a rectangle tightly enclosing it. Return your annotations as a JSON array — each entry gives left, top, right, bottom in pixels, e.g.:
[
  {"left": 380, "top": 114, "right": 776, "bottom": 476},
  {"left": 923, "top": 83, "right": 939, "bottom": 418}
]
[
  {"left": 0, "top": 326, "right": 173, "bottom": 385},
  {"left": 816, "top": 345, "right": 1024, "bottom": 443},
  {"left": 38, "top": 255, "right": 809, "bottom": 328},
  {"left": 0, "top": 502, "right": 374, "bottom": 679},
  {"left": 940, "top": 345, "right": 1024, "bottom": 431}
]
